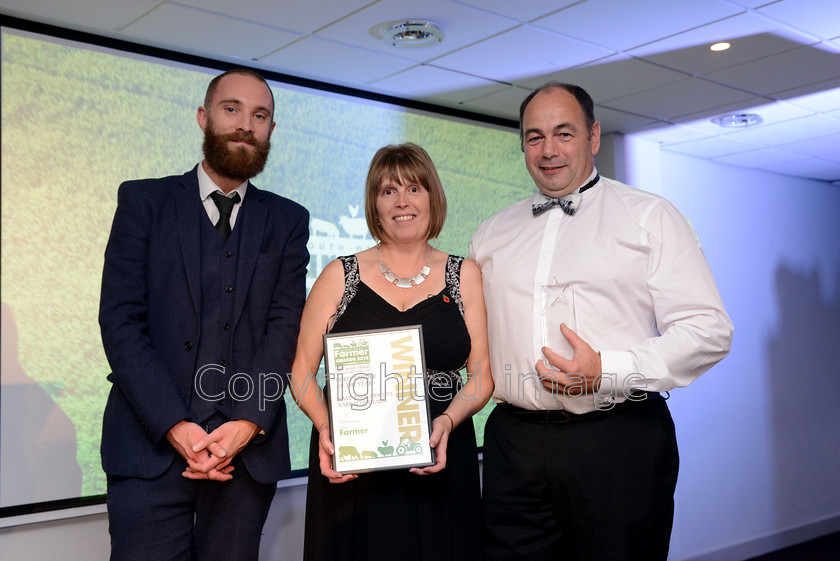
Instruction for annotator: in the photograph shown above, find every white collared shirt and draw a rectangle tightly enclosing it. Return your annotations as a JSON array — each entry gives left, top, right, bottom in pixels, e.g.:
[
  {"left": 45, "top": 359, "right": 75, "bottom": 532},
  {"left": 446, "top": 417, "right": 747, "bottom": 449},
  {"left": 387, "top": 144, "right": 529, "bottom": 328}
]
[
  {"left": 197, "top": 162, "right": 248, "bottom": 229},
  {"left": 469, "top": 170, "right": 732, "bottom": 413}
]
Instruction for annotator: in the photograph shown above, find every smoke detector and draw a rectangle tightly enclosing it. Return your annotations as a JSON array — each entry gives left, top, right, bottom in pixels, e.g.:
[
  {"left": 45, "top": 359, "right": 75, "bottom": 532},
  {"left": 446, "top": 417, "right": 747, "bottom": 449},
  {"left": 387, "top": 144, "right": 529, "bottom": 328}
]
[
  {"left": 711, "top": 113, "right": 764, "bottom": 128},
  {"left": 379, "top": 20, "right": 444, "bottom": 48}
]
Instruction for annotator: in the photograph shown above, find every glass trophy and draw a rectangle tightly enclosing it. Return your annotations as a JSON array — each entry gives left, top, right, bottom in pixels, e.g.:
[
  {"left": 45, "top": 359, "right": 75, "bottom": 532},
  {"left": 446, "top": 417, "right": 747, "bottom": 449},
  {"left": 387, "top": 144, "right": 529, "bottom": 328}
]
[{"left": 541, "top": 283, "right": 576, "bottom": 365}]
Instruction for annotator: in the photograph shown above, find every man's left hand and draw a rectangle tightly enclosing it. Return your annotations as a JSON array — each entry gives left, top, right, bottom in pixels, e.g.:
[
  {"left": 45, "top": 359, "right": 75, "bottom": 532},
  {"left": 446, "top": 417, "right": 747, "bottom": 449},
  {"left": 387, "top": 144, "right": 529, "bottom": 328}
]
[
  {"left": 536, "top": 323, "right": 602, "bottom": 395},
  {"left": 182, "top": 420, "right": 261, "bottom": 481}
]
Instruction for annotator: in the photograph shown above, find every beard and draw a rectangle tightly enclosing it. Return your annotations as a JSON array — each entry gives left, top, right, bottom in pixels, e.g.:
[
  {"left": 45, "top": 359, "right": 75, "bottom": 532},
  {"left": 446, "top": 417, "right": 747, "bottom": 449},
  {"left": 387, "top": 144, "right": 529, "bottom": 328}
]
[{"left": 202, "top": 119, "right": 271, "bottom": 181}]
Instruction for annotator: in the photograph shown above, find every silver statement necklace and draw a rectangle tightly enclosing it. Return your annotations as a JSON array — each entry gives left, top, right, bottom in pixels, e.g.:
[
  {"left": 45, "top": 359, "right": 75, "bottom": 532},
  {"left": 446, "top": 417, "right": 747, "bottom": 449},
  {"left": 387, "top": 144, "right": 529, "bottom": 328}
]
[{"left": 377, "top": 245, "right": 432, "bottom": 288}]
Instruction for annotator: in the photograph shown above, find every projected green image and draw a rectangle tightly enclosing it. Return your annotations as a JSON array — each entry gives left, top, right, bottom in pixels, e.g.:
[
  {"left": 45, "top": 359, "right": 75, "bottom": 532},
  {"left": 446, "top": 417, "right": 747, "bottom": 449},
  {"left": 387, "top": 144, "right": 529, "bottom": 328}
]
[{"left": 0, "top": 28, "right": 531, "bottom": 505}]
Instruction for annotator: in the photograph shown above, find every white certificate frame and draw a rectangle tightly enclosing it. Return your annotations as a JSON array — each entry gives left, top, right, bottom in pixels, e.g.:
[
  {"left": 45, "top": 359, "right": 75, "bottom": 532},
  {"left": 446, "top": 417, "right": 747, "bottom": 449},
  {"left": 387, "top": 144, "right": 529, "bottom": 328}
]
[{"left": 323, "top": 325, "right": 435, "bottom": 474}]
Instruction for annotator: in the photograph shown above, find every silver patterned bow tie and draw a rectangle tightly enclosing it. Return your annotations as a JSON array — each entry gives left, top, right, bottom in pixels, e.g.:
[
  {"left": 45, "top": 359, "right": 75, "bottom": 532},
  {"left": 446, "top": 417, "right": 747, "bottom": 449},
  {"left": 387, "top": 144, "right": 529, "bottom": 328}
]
[
  {"left": 532, "top": 193, "right": 581, "bottom": 216},
  {"left": 531, "top": 174, "right": 600, "bottom": 217}
]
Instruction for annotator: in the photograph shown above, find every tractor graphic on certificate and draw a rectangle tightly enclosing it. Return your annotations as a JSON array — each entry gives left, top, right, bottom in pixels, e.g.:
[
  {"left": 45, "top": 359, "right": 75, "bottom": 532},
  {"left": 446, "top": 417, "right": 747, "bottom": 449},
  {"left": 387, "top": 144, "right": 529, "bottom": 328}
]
[{"left": 338, "top": 438, "right": 423, "bottom": 463}]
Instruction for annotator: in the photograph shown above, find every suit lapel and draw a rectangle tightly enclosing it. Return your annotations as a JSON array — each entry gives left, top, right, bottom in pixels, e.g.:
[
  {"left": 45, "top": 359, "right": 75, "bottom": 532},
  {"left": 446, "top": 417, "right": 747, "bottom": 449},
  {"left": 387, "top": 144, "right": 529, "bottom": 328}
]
[
  {"left": 175, "top": 167, "right": 203, "bottom": 316},
  {"left": 233, "top": 182, "right": 267, "bottom": 326}
]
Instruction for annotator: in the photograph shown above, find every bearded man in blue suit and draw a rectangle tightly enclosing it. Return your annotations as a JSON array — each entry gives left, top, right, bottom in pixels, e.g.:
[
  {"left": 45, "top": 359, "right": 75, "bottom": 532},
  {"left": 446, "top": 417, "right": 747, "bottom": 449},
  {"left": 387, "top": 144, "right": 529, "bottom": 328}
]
[{"left": 99, "top": 69, "right": 309, "bottom": 561}]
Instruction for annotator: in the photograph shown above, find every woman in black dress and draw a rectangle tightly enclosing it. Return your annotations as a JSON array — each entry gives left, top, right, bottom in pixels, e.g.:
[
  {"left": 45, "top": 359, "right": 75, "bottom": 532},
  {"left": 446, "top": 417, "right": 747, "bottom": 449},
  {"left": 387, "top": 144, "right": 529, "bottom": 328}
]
[{"left": 290, "top": 143, "right": 493, "bottom": 561}]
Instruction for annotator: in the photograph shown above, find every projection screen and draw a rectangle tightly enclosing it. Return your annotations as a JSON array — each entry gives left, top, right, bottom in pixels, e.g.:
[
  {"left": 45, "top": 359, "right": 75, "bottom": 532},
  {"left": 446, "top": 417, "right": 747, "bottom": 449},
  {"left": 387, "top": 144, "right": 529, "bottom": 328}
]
[{"left": 1, "top": 19, "right": 532, "bottom": 514}]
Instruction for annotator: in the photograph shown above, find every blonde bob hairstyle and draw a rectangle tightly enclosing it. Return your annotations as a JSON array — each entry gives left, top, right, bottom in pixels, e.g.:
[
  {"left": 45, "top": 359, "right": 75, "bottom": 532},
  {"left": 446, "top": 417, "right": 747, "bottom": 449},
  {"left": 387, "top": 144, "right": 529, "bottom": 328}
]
[{"left": 364, "top": 143, "right": 447, "bottom": 244}]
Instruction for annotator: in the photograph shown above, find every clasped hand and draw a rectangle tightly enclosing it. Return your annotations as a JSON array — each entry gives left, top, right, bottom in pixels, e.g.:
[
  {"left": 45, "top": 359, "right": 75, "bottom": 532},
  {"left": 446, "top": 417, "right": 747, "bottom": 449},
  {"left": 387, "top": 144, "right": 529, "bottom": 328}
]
[
  {"left": 536, "top": 323, "right": 602, "bottom": 395},
  {"left": 166, "top": 419, "right": 260, "bottom": 481}
]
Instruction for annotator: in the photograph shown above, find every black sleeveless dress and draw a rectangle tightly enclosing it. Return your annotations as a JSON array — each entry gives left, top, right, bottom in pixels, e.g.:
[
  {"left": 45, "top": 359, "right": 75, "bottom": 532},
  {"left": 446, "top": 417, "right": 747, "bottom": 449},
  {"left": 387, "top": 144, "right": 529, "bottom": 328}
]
[{"left": 303, "top": 255, "right": 481, "bottom": 561}]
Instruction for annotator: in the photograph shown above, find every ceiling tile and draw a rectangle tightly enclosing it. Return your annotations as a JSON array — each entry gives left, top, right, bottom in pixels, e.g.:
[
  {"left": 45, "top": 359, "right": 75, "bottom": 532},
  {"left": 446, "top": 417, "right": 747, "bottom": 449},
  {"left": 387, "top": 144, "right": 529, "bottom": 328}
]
[
  {"left": 259, "top": 36, "right": 415, "bottom": 85},
  {"left": 725, "top": 0, "right": 779, "bottom": 7},
  {"left": 723, "top": 114, "right": 840, "bottom": 145},
  {"left": 781, "top": 133, "right": 840, "bottom": 161},
  {"left": 706, "top": 45, "right": 840, "bottom": 95},
  {"left": 602, "top": 78, "right": 755, "bottom": 121},
  {"left": 679, "top": 100, "right": 815, "bottom": 137},
  {"left": 628, "top": 123, "right": 717, "bottom": 145},
  {"left": 783, "top": 85, "right": 840, "bottom": 113},
  {"left": 627, "top": 9, "right": 816, "bottom": 50},
  {"left": 370, "top": 64, "right": 504, "bottom": 100},
  {"left": 758, "top": 156, "right": 840, "bottom": 181},
  {"left": 173, "top": 0, "right": 374, "bottom": 34},
  {"left": 422, "top": 85, "right": 511, "bottom": 111},
  {"left": 662, "top": 135, "right": 763, "bottom": 159},
  {"left": 448, "top": 0, "right": 577, "bottom": 22},
  {"left": 714, "top": 147, "right": 811, "bottom": 168},
  {"left": 594, "top": 106, "right": 659, "bottom": 133},
  {"left": 518, "top": 55, "right": 690, "bottom": 102},
  {"left": 532, "top": 0, "right": 742, "bottom": 51},
  {"left": 313, "top": 0, "right": 518, "bottom": 63},
  {"left": 431, "top": 25, "right": 614, "bottom": 84},
  {"left": 774, "top": 75, "right": 840, "bottom": 101},
  {"left": 756, "top": 0, "right": 840, "bottom": 41},
  {"left": 431, "top": 83, "right": 511, "bottom": 105},
  {"left": 628, "top": 14, "right": 818, "bottom": 76},
  {"left": 0, "top": 0, "right": 159, "bottom": 30},
  {"left": 460, "top": 85, "right": 534, "bottom": 120},
  {"left": 120, "top": 3, "right": 300, "bottom": 60}
]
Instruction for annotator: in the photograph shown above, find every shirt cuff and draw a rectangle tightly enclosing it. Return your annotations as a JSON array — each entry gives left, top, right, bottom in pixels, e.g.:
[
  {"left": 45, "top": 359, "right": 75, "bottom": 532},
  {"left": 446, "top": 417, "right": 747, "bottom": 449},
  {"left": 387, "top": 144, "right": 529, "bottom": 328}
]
[{"left": 595, "top": 350, "right": 647, "bottom": 408}]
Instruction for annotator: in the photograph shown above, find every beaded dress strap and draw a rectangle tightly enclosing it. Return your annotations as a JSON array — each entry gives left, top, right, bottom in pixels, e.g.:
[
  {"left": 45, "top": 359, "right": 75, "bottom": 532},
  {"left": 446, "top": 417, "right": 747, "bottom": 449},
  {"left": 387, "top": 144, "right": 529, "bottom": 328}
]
[
  {"left": 329, "top": 255, "right": 360, "bottom": 330},
  {"left": 444, "top": 255, "right": 466, "bottom": 319},
  {"left": 443, "top": 254, "right": 468, "bottom": 376}
]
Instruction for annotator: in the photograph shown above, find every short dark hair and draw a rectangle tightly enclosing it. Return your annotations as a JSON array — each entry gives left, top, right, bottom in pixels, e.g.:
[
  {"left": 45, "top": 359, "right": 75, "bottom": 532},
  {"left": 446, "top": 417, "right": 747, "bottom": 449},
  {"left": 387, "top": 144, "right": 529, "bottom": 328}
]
[
  {"left": 364, "top": 143, "right": 447, "bottom": 243},
  {"left": 518, "top": 82, "right": 595, "bottom": 150},
  {"left": 204, "top": 69, "right": 275, "bottom": 118}
]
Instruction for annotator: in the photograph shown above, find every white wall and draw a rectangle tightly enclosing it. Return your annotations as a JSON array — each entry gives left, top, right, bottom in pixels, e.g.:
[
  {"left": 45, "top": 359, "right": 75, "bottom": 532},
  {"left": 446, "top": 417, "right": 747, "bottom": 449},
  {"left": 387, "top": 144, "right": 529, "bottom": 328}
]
[
  {"left": 3, "top": 136, "right": 839, "bottom": 560},
  {"left": 622, "top": 135, "right": 840, "bottom": 561},
  {"left": 0, "top": 506, "right": 110, "bottom": 560}
]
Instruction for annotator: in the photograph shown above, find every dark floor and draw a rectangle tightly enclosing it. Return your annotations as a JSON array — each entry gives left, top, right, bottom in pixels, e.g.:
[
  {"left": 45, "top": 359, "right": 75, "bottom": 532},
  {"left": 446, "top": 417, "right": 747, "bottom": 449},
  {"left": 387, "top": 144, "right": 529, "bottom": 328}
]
[{"left": 745, "top": 531, "right": 840, "bottom": 560}]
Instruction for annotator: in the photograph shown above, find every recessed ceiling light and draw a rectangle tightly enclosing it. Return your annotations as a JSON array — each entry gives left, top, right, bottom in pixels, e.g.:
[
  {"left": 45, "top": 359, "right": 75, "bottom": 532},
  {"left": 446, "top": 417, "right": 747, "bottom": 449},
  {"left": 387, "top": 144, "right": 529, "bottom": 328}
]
[
  {"left": 379, "top": 20, "right": 444, "bottom": 48},
  {"left": 711, "top": 42, "right": 731, "bottom": 52},
  {"left": 712, "top": 113, "right": 763, "bottom": 128}
]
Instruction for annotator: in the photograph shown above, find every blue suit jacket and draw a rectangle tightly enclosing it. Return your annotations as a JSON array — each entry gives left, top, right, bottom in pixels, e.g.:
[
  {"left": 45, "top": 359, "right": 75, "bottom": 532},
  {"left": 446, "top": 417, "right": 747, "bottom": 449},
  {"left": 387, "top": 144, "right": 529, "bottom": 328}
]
[{"left": 99, "top": 166, "right": 309, "bottom": 483}]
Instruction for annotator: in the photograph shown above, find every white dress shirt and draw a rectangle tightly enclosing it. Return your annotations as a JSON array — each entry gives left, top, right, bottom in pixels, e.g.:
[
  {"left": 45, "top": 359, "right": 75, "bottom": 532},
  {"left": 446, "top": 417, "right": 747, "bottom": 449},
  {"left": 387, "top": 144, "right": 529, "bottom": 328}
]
[
  {"left": 197, "top": 162, "right": 247, "bottom": 228},
  {"left": 469, "top": 170, "right": 733, "bottom": 413}
]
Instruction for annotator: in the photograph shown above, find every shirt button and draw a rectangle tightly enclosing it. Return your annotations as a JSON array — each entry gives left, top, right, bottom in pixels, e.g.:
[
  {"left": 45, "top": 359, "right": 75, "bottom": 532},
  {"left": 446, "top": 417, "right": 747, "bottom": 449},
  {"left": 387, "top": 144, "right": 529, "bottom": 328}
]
[
  {"left": 219, "top": 360, "right": 227, "bottom": 367},
  {"left": 223, "top": 323, "right": 230, "bottom": 330},
  {"left": 224, "top": 251, "right": 233, "bottom": 258},
  {"left": 184, "top": 341, "right": 192, "bottom": 351},
  {"left": 218, "top": 399, "right": 225, "bottom": 406},
  {"left": 225, "top": 286, "right": 233, "bottom": 293}
]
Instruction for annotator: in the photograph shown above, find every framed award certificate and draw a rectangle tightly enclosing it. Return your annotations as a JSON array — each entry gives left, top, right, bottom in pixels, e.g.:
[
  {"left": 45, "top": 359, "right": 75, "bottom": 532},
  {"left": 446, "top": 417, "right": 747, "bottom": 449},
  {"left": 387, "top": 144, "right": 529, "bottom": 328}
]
[{"left": 323, "top": 325, "right": 435, "bottom": 474}]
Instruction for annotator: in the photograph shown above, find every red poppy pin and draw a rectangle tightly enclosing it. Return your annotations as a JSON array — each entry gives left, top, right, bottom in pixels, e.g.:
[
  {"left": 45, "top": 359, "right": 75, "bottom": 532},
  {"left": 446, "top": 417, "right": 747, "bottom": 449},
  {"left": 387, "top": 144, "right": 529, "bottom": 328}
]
[{"left": 442, "top": 295, "right": 450, "bottom": 303}]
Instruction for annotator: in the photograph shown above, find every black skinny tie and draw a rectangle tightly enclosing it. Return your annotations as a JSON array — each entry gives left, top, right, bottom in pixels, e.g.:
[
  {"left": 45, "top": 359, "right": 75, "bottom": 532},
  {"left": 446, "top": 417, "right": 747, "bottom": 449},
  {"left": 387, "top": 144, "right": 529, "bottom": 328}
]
[{"left": 210, "top": 191, "right": 241, "bottom": 241}]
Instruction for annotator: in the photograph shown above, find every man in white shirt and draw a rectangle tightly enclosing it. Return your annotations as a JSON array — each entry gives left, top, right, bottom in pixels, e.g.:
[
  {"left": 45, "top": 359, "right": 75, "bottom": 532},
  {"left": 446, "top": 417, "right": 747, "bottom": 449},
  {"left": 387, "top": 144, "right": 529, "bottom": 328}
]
[{"left": 469, "top": 82, "right": 733, "bottom": 561}]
